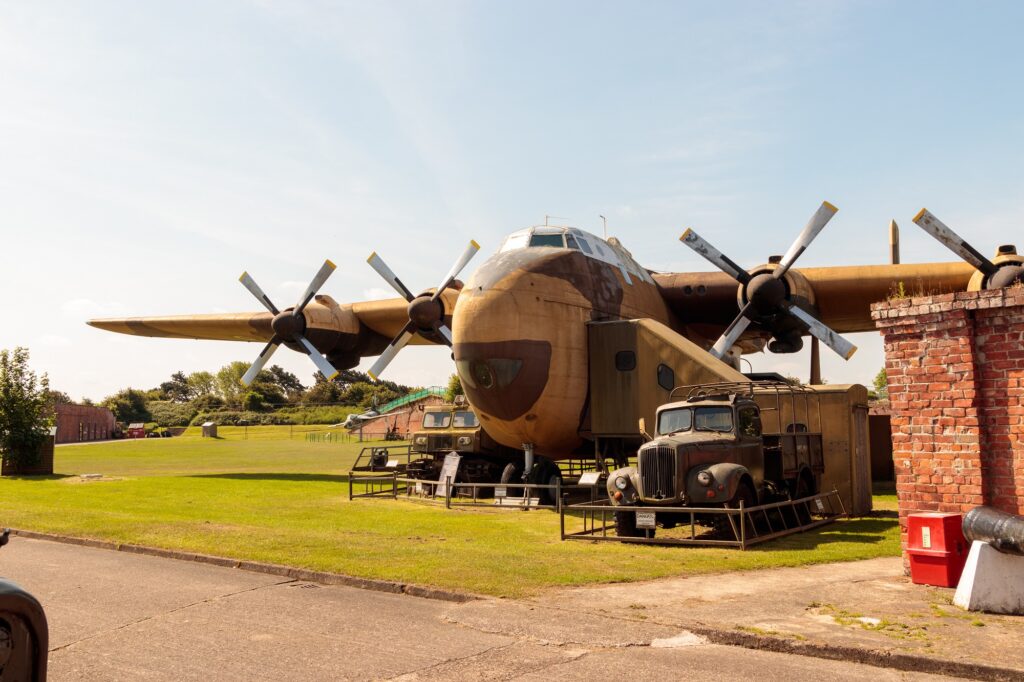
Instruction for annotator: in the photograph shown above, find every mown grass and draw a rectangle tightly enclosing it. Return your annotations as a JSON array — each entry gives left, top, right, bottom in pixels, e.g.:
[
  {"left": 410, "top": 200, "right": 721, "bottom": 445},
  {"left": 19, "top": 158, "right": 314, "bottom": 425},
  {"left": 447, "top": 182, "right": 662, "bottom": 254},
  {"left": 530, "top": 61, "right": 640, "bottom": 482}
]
[{"left": 0, "top": 428, "right": 900, "bottom": 597}]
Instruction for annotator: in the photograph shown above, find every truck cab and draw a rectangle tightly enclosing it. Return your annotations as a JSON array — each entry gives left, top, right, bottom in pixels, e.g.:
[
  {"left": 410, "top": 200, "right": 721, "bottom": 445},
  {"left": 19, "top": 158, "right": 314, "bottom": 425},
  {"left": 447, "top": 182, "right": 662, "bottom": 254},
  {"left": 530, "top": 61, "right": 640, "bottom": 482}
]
[
  {"left": 606, "top": 381, "right": 826, "bottom": 529},
  {"left": 407, "top": 398, "right": 518, "bottom": 481}
]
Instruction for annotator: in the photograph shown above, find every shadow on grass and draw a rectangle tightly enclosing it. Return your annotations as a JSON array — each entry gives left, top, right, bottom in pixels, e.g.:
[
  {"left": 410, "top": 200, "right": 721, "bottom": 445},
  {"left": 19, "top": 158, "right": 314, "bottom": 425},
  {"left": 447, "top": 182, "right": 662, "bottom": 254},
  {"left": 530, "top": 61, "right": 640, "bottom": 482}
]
[
  {"left": 2, "top": 473, "right": 76, "bottom": 481},
  {"left": 749, "top": 516, "right": 898, "bottom": 552},
  {"left": 186, "top": 472, "right": 350, "bottom": 483}
]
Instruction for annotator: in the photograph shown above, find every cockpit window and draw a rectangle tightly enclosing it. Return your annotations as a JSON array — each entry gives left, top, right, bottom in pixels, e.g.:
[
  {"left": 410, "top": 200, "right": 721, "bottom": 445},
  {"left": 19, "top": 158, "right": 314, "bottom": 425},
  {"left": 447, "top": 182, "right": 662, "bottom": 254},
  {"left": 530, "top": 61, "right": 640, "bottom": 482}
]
[
  {"left": 529, "top": 233, "right": 565, "bottom": 248},
  {"left": 453, "top": 410, "right": 478, "bottom": 428},
  {"left": 576, "top": 237, "right": 593, "bottom": 255},
  {"left": 500, "top": 233, "right": 530, "bottom": 252},
  {"left": 565, "top": 234, "right": 579, "bottom": 250}
]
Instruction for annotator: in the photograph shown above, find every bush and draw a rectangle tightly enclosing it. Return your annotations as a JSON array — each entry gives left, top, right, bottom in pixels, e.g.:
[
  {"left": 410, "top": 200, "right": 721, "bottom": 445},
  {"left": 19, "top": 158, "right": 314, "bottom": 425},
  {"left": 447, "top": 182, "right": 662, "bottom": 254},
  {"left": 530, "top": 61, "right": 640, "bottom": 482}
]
[
  {"left": 190, "top": 405, "right": 359, "bottom": 426},
  {"left": 148, "top": 401, "right": 198, "bottom": 427}
]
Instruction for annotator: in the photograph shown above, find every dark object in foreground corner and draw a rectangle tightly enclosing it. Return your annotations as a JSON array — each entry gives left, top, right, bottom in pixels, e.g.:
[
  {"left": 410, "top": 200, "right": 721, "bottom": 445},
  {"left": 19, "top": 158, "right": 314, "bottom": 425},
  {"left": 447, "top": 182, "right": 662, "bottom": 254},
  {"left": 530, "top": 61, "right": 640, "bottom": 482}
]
[
  {"left": 0, "top": 529, "right": 49, "bottom": 680},
  {"left": 963, "top": 506, "right": 1024, "bottom": 556}
]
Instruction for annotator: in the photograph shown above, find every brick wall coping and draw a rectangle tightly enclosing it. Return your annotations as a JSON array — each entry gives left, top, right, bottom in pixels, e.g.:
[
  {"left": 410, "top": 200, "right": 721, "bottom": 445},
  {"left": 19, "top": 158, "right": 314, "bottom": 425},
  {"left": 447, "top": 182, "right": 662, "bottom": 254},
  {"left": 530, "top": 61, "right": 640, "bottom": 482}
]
[{"left": 871, "top": 287, "right": 1024, "bottom": 328}]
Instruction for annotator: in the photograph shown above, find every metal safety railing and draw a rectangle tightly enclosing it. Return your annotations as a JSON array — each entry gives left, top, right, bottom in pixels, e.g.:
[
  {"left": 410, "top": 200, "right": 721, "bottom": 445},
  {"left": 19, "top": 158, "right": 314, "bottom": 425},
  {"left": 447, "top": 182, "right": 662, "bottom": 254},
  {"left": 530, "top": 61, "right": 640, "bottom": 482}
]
[
  {"left": 560, "top": 489, "right": 847, "bottom": 549},
  {"left": 347, "top": 472, "right": 604, "bottom": 512}
]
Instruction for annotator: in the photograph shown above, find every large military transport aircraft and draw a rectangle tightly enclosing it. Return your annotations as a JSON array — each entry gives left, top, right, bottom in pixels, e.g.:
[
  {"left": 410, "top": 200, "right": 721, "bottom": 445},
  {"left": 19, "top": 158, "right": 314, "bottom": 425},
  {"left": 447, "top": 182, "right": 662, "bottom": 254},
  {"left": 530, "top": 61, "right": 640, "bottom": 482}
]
[{"left": 89, "top": 203, "right": 1021, "bottom": 471}]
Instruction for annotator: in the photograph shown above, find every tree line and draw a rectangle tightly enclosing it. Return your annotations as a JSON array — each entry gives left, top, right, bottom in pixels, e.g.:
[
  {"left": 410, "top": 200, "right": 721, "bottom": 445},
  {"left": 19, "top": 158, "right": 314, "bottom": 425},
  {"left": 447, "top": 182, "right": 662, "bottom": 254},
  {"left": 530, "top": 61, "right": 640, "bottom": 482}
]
[{"left": 95, "top": 363, "right": 417, "bottom": 426}]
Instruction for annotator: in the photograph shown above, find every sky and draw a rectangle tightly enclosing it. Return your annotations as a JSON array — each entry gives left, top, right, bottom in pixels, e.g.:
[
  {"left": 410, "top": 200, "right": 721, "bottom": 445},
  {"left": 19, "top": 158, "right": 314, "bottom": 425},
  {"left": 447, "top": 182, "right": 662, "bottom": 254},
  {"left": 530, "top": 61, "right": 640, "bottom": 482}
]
[{"left": 2, "top": 1, "right": 1023, "bottom": 401}]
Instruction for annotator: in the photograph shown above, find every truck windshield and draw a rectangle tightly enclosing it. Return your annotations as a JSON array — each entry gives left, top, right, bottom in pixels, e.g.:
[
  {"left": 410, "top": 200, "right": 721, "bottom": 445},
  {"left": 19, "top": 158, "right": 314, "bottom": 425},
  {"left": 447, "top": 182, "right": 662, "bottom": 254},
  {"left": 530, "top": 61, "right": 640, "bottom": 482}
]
[
  {"left": 694, "top": 406, "right": 733, "bottom": 432},
  {"left": 657, "top": 408, "right": 692, "bottom": 435},
  {"left": 422, "top": 413, "right": 452, "bottom": 428},
  {"left": 452, "top": 410, "right": 478, "bottom": 428}
]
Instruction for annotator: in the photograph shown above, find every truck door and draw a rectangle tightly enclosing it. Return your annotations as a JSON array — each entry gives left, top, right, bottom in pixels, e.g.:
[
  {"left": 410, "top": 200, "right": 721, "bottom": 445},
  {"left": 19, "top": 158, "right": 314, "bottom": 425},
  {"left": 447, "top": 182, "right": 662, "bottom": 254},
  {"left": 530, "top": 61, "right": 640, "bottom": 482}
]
[{"left": 736, "top": 406, "right": 765, "bottom": 484}]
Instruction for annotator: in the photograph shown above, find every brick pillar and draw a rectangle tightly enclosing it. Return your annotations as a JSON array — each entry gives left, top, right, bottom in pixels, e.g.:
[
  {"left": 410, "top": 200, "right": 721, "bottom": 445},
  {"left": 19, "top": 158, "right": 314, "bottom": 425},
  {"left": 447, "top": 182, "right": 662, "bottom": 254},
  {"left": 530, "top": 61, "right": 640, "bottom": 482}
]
[{"left": 872, "top": 289, "right": 1024, "bottom": 565}]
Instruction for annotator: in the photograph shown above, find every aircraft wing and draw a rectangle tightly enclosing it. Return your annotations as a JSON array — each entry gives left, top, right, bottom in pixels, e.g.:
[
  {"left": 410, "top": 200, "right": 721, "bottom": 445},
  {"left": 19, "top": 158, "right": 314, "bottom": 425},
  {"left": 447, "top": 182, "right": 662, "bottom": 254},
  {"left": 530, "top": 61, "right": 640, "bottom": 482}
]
[
  {"left": 87, "top": 290, "right": 459, "bottom": 368},
  {"left": 655, "top": 261, "right": 976, "bottom": 334}
]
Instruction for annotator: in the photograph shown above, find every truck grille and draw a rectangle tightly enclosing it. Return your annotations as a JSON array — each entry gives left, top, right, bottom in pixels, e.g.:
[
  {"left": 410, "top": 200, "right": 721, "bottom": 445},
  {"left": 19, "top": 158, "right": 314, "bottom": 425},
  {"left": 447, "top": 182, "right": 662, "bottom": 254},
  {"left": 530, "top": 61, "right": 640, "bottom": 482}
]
[
  {"left": 428, "top": 435, "right": 453, "bottom": 451},
  {"left": 639, "top": 446, "right": 676, "bottom": 499}
]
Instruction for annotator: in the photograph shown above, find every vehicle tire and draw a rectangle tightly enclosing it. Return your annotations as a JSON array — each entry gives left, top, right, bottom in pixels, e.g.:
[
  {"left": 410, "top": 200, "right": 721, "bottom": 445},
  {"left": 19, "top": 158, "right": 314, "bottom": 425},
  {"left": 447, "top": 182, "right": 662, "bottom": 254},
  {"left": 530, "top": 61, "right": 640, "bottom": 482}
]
[
  {"left": 500, "top": 462, "right": 522, "bottom": 498},
  {"left": 535, "top": 460, "right": 563, "bottom": 507},
  {"left": 790, "top": 474, "right": 814, "bottom": 525},
  {"left": 614, "top": 510, "right": 644, "bottom": 538},
  {"left": 726, "top": 480, "right": 758, "bottom": 540}
]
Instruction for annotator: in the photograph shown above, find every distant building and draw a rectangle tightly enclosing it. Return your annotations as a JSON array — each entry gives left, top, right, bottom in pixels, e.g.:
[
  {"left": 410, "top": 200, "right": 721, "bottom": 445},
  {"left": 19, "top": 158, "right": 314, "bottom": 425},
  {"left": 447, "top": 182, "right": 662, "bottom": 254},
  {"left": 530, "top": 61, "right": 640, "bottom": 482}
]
[
  {"left": 54, "top": 404, "right": 116, "bottom": 444},
  {"left": 351, "top": 388, "right": 447, "bottom": 440}
]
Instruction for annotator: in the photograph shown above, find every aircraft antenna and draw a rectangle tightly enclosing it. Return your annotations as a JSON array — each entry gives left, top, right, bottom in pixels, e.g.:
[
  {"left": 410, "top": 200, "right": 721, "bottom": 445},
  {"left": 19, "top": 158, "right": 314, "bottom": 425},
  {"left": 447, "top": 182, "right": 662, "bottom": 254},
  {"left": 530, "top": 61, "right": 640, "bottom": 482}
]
[{"left": 600, "top": 214, "right": 607, "bottom": 239}]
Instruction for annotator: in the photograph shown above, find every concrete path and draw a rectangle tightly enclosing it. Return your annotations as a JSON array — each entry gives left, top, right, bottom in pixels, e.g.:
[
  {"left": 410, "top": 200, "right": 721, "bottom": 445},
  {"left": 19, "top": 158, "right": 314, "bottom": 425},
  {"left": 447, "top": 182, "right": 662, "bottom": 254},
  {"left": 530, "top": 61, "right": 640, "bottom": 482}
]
[{"left": 1, "top": 538, "right": 962, "bottom": 681}]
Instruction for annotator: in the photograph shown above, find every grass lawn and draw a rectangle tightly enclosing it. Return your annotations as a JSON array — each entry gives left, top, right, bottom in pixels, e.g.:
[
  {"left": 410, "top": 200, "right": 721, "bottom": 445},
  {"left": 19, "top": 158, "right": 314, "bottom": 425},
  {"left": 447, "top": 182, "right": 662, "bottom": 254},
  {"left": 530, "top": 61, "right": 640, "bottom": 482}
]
[{"left": 0, "top": 427, "right": 900, "bottom": 598}]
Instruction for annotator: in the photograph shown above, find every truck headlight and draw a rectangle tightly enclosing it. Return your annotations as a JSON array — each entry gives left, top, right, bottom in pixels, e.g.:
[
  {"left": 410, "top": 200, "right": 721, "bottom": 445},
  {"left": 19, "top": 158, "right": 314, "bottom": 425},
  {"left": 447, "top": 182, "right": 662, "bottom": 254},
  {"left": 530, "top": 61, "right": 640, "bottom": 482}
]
[
  {"left": 697, "top": 470, "right": 713, "bottom": 487},
  {"left": 414, "top": 436, "right": 427, "bottom": 445},
  {"left": 614, "top": 476, "right": 629, "bottom": 491},
  {"left": 457, "top": 436, "right": 472, "bottom": 446}
]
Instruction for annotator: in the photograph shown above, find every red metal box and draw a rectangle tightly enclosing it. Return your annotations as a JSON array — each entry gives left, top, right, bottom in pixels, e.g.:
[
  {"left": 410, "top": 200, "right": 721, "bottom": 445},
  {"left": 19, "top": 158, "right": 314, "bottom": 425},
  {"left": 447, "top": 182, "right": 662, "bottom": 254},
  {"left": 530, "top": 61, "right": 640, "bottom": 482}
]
[{"left": 906, "top": 512, "right": 967, "bottom": 587}]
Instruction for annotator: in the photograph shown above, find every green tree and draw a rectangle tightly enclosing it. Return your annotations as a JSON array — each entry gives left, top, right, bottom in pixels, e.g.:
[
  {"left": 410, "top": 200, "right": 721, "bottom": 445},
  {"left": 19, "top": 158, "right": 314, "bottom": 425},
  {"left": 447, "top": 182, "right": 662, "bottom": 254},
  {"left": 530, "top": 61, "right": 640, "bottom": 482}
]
[
  {"left": 266, "top": 365, "right": 304, "bottom": 401},
  {"left": 0, "top": 347, "right": 54, "bottom": 468},
  {"left": 44, "top": 389, "right": 73, "bottom": 405},
  {"left": 186, "top": 371, "right": 216, "bottom": 398},
  {"left": 872, "top": 367, "right": 889, "bottom": 400},
  {"left": 445, "top": 373, "right": 463, "bottom": 402},
  {"left": 159, "top": 371, "right": 193, "bottom": 402},
  {"left": 101, "top": 388, "right": 152, "bottom": 423},
  {"left": 215, "top": 361, "right": 250, "bottom": 406}
]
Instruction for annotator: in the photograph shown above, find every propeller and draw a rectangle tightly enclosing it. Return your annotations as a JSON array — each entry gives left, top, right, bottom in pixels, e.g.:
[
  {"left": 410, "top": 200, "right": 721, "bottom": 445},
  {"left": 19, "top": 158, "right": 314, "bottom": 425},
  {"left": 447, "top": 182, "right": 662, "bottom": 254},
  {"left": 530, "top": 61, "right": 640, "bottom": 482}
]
[
  {"left": 681, "top": 201, "right": 857, "bottom": 362},
  {"left": 366, "top": 240, "right": 480, "bottom": 380},
  {"left": 912, "top": 209, "right": 1024, "bottom": 289},
  {"left": 237, "top": 260, "right": 340, "bottom": 386}
]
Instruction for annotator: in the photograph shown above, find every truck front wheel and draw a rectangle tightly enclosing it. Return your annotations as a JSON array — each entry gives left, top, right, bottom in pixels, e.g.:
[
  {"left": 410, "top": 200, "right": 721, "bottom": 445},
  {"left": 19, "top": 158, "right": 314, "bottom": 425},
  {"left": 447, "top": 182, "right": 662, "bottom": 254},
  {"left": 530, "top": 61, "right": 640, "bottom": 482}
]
[{"left": 614, "top": 510, "right": 645, "bottom": 538}]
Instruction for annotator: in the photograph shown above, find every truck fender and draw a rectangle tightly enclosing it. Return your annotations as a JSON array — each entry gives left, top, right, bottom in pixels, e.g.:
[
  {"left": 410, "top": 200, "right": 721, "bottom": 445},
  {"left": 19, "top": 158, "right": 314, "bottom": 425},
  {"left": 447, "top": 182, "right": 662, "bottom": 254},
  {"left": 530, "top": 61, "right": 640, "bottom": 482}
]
[{"left": 686, "top": 463, "right": 750, "bottom": 505}]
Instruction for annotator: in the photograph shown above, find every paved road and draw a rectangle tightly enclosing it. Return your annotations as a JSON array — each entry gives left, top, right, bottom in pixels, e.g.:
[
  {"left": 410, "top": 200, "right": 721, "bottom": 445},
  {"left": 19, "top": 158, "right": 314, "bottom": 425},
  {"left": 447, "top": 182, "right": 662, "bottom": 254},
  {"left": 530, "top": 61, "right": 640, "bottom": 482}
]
[{"left": 3, "top": 538, "right": 956, "bottom": 681}]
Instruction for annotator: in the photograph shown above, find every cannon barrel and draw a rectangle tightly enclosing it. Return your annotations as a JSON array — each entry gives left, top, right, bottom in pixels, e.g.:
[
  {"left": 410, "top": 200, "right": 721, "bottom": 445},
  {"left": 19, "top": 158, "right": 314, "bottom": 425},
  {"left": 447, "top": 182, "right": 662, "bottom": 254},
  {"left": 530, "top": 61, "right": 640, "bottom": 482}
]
[{"left": 963, "top": 506, "right": 1024, "bottom": 556}]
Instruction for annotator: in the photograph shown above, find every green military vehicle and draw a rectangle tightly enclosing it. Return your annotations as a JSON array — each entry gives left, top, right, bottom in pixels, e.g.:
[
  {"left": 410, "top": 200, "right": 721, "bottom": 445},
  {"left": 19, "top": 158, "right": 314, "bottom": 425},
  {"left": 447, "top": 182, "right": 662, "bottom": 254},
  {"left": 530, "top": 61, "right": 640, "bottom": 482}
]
[
  {"left": 605, "top": 380, "right": 868, "bottom": 537},
  {"left": 407, "top": 398, "right": 520, "bottom": 484}
]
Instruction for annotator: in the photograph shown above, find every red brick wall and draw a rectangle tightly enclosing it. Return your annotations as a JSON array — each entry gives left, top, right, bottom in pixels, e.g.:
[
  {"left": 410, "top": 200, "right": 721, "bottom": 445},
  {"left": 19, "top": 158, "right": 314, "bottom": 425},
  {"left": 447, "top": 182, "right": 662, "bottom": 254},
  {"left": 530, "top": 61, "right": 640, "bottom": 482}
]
[
  {"left": 872, "top": 289, "right": 1024, "bottom": 559},
  {"left": 353, "top": 395, "right": 447, "bottom": 440},
  {"left": 55, "top": 404, "right": 117, "bottom": 444}
]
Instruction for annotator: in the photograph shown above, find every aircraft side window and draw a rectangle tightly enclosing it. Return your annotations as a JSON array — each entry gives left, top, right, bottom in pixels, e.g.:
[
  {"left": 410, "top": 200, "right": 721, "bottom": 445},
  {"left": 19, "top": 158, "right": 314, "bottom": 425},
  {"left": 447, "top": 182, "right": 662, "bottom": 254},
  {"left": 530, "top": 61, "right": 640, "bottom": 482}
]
[
  {"left": 576, "top": 238, "right": 593, "bottom": 255},
  {"left": 565, "top": 234, "right": 580, "bottom": 250},
  {"left": 529, "top": 233, "right": 565, "bottom": 248},
  {"left": 657, "top": 364, "right": 675, "bottom": 391},
  {"left": 615, "top": 350, "right": 636, "bottom": 371}
]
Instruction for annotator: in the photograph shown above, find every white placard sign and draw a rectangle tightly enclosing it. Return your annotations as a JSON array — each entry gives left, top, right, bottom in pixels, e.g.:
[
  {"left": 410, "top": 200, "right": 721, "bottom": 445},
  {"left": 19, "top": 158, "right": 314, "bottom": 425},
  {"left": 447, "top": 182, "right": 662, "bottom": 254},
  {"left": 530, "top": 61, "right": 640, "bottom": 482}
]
[
  {"left": 434, "top": 452, "right": 462, "bottom": 498},
  {"left": 578, "top": 472, "right": 601, "bottom": 486}
]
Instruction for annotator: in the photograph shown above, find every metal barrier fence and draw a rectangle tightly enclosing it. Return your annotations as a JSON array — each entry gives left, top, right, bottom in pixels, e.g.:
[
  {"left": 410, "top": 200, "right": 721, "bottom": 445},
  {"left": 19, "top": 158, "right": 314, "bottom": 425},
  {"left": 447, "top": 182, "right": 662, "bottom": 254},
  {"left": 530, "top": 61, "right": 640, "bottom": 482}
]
[
  {"left": 347, "top": 472, "right": 602, "bottom": 512},
  {"left": 560, "top": 489, "right": 847, "bottom": 549}
]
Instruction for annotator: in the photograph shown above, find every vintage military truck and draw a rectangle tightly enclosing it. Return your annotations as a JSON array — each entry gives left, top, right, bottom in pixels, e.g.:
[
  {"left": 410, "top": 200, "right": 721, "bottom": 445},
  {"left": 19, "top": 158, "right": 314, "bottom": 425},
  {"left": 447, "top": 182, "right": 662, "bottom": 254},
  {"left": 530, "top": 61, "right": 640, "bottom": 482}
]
[
  {"left": 406, "top": 397, "right": 520, "bottom": 483},
  {"left": 606, "top": 380, "right": 869, "bottom": 536}
]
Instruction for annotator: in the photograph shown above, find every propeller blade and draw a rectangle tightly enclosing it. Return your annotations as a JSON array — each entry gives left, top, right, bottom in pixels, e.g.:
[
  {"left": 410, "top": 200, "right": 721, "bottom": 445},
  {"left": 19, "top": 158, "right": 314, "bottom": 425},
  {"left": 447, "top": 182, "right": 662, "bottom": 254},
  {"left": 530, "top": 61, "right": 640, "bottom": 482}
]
[
  {"left": 241, "top": 340, "right": 280, "bottom": 386},
  {"left": 294, "top": 259, "right": 337, "bottom": 315},
  {"left": 680, "top": 228, "right": 751, "bottom": 285},
  {"left": 367, "top": 325, "right": 416, "bottom": 381},
  {"left": 709, "top": 301, "right": 755, "bottom": 360},
  {"left": 431, "top": 240, "right": 481, "bottom": 302},
  {"left": 434, "top": 323, "right": 453, "bottom": 346},
  {"left": 775, "top": 201, "right": 839, "bottom": 279},
  {"left": 297, "top": 335, "right": 339, "bottom": 381},
  {"left": 783, "top": 302, "right": 857, "bottom": 360},
  {"left": 239, "top": 272, "right": 280, "bottom": 315},
  {"left": 367, "top": 252, "right": 415, "bottom": 302},
  {"left": 913, "top": 208, "right": 997, "bottom": 276}
]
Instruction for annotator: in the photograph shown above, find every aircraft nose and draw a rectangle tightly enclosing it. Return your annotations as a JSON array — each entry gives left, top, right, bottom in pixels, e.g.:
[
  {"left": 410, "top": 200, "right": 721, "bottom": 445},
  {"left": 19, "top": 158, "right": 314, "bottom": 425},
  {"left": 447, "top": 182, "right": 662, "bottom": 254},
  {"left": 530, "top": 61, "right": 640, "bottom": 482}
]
[{"left": 452, "top": 341, "right": 552, "bottom": 422}]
